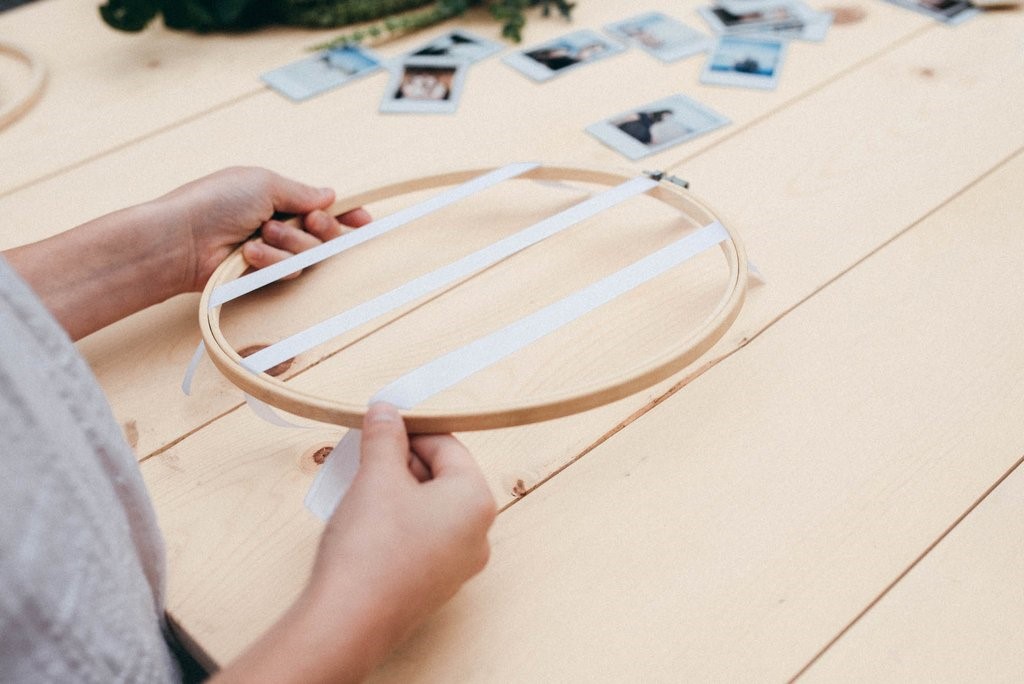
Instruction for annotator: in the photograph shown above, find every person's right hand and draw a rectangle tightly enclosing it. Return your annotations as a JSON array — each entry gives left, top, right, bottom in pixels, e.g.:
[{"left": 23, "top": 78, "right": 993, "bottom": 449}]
[
  {"left": 213, "top": 404, "right": 495, "bottom": 683},
  {"left": 313, "top": 403, "right": 496, "bottom": 676}
]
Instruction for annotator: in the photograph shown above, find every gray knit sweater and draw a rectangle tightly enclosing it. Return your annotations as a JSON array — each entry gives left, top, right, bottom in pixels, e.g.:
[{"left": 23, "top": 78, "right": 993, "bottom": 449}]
[{"left": 0, "top": 257, "right": 179, "bottom": 682}]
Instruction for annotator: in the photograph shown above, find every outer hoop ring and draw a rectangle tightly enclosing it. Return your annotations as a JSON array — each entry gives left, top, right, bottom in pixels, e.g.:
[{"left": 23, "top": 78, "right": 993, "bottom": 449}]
[
  {"left": 200, "top": 165, "right": 748, "bottom": 432},
  {"left": 0, "top": 41, "right": 46, "bottom": 131}
]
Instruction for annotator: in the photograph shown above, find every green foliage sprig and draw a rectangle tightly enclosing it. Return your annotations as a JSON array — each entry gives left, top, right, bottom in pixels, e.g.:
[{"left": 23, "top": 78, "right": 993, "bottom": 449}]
[{"left": 99, "top": 0, "right": 576, "bottom": 43}]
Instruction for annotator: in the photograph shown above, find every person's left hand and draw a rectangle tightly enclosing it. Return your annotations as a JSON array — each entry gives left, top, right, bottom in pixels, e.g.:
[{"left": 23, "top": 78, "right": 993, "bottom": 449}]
[{"left": 155, "top": 166, "right": 372, "bottom": 293}]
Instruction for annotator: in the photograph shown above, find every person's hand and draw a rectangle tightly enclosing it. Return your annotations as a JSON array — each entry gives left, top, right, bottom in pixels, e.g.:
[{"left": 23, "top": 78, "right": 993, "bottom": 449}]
[
  {"left": 214, "top": 403, "right": 496, "bottom": 683},
  {"left": 5, "top": 167, "right": 372, "bottom": 340},
  {"left": 155, "top": 166, "right": 372, "bottom": 294},
  {"left": 313, "top": 403, "right": 496, "bottom": 622}
]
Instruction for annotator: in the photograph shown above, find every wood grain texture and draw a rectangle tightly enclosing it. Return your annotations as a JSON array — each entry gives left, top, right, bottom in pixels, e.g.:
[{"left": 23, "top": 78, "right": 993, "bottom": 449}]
[
  {"left": 801, "top": 458, "right": 1024, "bottom": 683},
  {"left": 793, "top": 150, "right": 1024, "bottom": 683},
  {"left": 366, "top": 146, "right": 1024, "bottom": 684},
  {"left": 138, "top": 8, "right": 1024, "bottom": 670}
]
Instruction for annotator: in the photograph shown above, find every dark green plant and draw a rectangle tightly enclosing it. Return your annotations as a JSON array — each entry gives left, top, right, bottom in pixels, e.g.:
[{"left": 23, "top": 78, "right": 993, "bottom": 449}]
[{"left": 99, "top": 0, "right": 576, "bottom": 42}]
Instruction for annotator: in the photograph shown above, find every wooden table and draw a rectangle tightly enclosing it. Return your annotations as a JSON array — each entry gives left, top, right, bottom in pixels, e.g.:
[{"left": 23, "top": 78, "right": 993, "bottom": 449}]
[{"left": 3, "top": 0, "right": 1023, "bottom": 679}]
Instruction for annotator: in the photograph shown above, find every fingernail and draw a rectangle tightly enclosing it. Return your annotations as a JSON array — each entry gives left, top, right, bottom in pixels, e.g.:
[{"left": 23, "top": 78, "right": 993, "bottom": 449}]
[
  {"left": 366, "top": 402, "right": 400, "bottom": 424},
  {"left": 263, "top": 221, "right": 282, "bottom": 240},
  {"left": 242, "top": 241, "right": 262, "bottom": 261}
]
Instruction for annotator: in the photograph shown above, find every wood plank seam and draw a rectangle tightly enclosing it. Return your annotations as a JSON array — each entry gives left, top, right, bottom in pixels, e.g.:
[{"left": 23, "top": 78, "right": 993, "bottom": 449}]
[
  {"left": 0, "top": 88, "right": 263, "bottom": 201},
  {"left": 787, "top": 451, "right": 1024, "bottom": 683},
  {"left": 662, "top": 22, "right": 935, "bottom": 176}
]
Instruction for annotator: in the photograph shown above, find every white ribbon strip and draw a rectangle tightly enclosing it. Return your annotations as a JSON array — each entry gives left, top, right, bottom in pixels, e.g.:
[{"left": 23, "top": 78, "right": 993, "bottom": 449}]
[
  {"left": 181, "top": 341, "right": 206, "bottom": 396},
  {"left": 209, "top": 162, "right": 539, "bottom": 308},
  {"left": 306, "top": 220, "right": 730, "bottom": 520},
  {"left": 376, "top": 221, "right": 729, "bottom": 406},
  {"left": 244, "top": 393, "right": 311, "bottom": 428},
  {"left": 242, "top": 177, "right": 658, "bottom": 374},
  {"left": 748, "top": 260, "right": 766, "bottom": 284},
  {"left": 183, "top": 163, "right": 537, "bottom": 395},
  {"left": 305, "top": 429, "right": 364, "bottom": 517}
]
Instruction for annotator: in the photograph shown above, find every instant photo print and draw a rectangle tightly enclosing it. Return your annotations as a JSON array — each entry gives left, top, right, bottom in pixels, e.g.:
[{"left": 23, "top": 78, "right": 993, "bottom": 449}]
[
  {"left": 379, "top": 57, "right": 468, "bottom": 114},
  {"left": 262, "top": 44, "right": 382, "bottom": 101},
  {"left": 586, "top": 94, "right": 730, "bottom": 160},
  {"left": 882, "top": 0, "right": 979, "bottom": 23},
  {"left": 700, "top": 35, "right": 787, "bottom": 90},
  {"left": 605, "top": 12, "right": 713, "bottom": 62},
  {"left": 407, "top": 29, "right": 504, "bottom": 64},
  {"left": 503, "top": 29, "right": 625, "bottom": 82}
]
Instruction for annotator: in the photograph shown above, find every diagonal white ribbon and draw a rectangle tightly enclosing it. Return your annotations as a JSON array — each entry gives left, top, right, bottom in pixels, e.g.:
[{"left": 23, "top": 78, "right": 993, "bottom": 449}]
[{"left": 209, "top": 162, "right": 539, "bottom": 308}]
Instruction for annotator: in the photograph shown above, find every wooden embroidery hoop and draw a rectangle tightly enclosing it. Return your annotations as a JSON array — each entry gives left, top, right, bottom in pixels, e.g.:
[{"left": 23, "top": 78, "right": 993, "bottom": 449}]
[
  {"left": 199, "top": 165, "right": 748, "bottom": 433},
  {"left": 0, "top": 41, "right": 46, "bottom": 131}
]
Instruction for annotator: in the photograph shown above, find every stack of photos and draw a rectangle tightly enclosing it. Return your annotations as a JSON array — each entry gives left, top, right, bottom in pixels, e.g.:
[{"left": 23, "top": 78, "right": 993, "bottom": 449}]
[
  {"left": 586, "top": 94, "right": 730, "bottom": 160},
  {"left": 381, "top": 29, "right": 503, "bottom": 114},
  {"left": 695, "top": 0, "right": 834, "bottom": 91},
  {"left": 882, "top": 0, "right": 979, "bottom": 24},
  {"left": 699, "top": 0, "right": 834, "bottom": 41},
  {"left": 604, "top": 12, "right": 713, "bottom": 63}
]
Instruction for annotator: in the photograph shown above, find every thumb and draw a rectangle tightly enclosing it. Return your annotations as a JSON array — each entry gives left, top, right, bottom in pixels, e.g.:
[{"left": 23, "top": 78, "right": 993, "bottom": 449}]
[
  {"left": 358, "top": 403, "right": 411, "bottom": 481},
  {"left": 269, "top": 174, "right": 335, "bottom": 215}
]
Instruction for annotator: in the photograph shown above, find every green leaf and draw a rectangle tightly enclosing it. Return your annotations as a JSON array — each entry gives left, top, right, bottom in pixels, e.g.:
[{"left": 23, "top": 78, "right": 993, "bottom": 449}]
[
  {"left": 98, "top": 0, "right": 161, "bottom": 32},
  {"left": 212, "top": 0, "right": 254, "bottom": 23}
]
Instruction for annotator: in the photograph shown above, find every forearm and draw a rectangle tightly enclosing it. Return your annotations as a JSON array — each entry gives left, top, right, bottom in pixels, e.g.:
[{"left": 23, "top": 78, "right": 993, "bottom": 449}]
[
  {"left": 4, "top": 201, "right": 189, "bottom": 341},
  {"left": 213, "top": 581, "right": 404, "bottom": 684}
]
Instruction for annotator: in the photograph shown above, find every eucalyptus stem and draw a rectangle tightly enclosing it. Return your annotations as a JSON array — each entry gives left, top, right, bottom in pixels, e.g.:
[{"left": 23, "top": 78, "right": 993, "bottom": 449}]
[
  {"left": 98, "top": 0, "right": 577, "bottom": 41},
  {"left": 309, "top": 1, "right": 471, "bottom": 49}
]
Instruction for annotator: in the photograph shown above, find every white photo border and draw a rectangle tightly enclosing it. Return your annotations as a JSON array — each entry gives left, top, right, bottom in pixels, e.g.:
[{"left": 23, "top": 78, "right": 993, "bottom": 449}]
[
  {"left": 502, "top": 29, "right": 626, "bottom": 82},
  {"left": 379, "top": 56, "right": 469, "bottom": 114},
  {"left": 586, "top": 93, "right": 731, "bottom": 161},
  {"left": 700, "top": 35, "right": 787, "bottom": 91}
]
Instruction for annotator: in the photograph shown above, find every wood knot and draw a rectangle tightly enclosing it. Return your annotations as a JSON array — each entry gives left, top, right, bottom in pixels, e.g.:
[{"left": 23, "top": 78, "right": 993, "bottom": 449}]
[
  {"left": 312, "top": 446, "right": 333, "bottom": 465},
  {"left": 238, "top": 344, "right": 294, "bottom": 377},
  {"left": 122, "top": 420, "right": 140, "bottom": 449},
  {"left": 917, "top": 67, "right": 936, "bottom": 78},
  {"left": 825, "top": 5, "right": 867, "bottom": 24},
  {"left": 512, "top": 479, "right": 528, "bottom": 497},
  {"left": 299, "top": 443, "right": 336, "bottom": 474}
]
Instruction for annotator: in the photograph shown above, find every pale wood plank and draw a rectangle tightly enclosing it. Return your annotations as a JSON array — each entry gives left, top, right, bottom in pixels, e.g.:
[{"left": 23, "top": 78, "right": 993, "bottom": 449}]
[
  {"left": 800, "top": 458, "right": 1024, "bottom": 682},
  {"left": 366, "top": 147, "right": 1024, "bottom": 683},
  {"left": 0, "top": 0, "right": 302, "bottom": 194},
  {"left": 1, "top": 0, "right": 938, "bottom": 459},
  {"left": 788, "top": 154, "right": 1024, "bottom": 682},
  {"left": 141, "top": 11, "right": 1024, "bottom": 669},
  {"left": 0, "top": 0, "right": 541, "bottom": 195}
]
